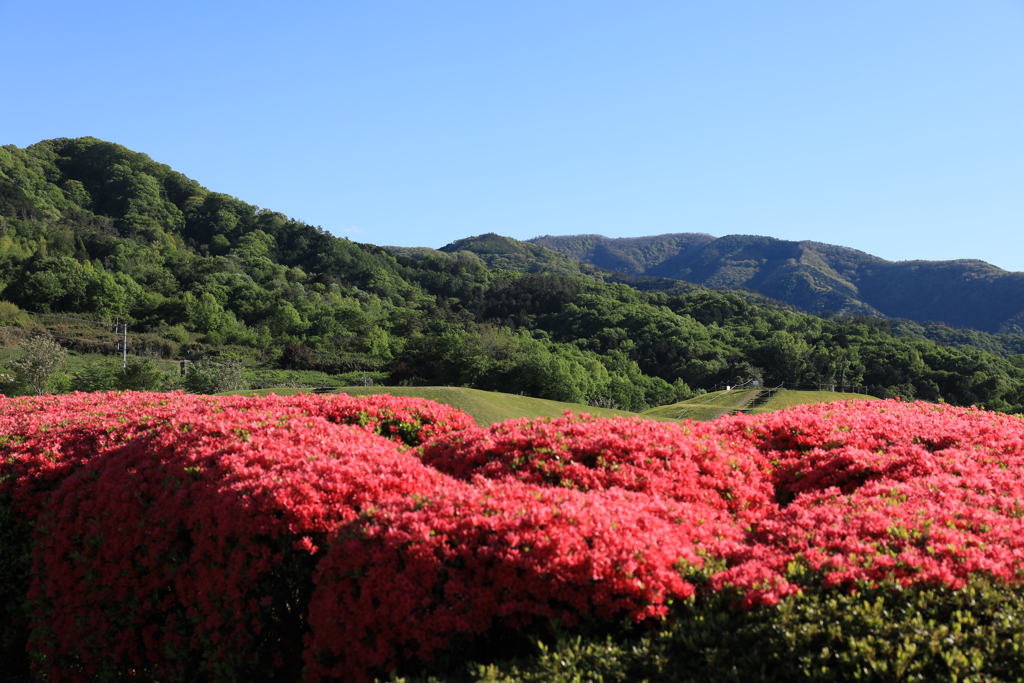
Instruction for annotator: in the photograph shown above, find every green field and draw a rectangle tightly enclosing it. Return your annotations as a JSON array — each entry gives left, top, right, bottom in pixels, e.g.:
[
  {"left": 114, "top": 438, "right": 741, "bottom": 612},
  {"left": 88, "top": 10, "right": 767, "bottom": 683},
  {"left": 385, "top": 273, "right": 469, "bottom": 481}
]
[
  {"left": 642, "top": 387, "right": 877, "bottom": 422},
  {"left": 238, "top": 385, "right": 877, "bottom": 426},
  {"left": 754, "top": 388, "right": 877, "bottom": 412},
  {"left": 238, "top": 385, "right": 642, "bottom": 426}
]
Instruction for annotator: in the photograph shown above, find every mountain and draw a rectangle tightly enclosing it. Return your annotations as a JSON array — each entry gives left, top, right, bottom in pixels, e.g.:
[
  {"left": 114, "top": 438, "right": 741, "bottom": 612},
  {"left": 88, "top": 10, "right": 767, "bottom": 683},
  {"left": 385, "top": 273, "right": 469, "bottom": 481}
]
[
  {"left": 529, "top": 234, "right": 1024, "bottom": 334},
  {"left": 390, "top": 233, "right": 605, "bottom": 279}
]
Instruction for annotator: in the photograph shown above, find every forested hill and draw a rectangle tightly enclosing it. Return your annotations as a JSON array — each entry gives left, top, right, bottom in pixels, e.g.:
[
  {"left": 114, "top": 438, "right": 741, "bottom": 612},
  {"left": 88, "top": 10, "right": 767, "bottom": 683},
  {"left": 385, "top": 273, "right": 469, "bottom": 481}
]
[
  {"left": 530, "top": 233, "right": 1024, "bottom": 334},
  {"left": 439, "top": 233, "right": 1024, "bottom": 359},
  {"left": 3, "top": 137, "right": 1024, "bottom": 413}
]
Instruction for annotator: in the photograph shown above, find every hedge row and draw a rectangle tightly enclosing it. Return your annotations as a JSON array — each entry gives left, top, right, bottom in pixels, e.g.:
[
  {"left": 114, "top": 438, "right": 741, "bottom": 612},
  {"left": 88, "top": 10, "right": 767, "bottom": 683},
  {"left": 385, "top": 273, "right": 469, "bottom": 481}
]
[{"left": 3, "top": 393, "right": 1024, "bottom": 681}]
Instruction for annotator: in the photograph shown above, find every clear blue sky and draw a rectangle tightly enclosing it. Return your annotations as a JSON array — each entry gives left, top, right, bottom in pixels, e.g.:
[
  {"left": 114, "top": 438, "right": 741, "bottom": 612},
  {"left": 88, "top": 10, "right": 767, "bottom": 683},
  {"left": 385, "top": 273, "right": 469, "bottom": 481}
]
[{"left": 5, "top": 1, "right": 1023, "bottom": 271}]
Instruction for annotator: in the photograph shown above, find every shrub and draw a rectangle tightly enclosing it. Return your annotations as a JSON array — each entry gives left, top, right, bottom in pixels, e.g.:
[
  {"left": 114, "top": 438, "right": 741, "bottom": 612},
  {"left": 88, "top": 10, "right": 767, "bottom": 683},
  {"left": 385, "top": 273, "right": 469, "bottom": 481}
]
[
  {"left": 399, "top": 578, "right": 1024, "bottom": 682},
  {"left": 71, "top": 357, "right": 169, "bottom": 392},
  {"left": 305, "top": 482, "right": 713, "bottom": 683},
  {"left": 27, "top": 408, "right": 451, "bottom": 682},
  {"left": 270, "top": 392, "right": 477, "bottom": 447},
  {"left": 0, "top": 392, "right": 213, "bottom": 678},
  {"left": 0, "top": 391, "right": 474, "bottom": 679},
  {"left": 183, "top": 358, "right": 247, "bottom": 393},
  {"left": 5, "top": 335, "right": 67, "bottom": 396},
  {"left": 420, "top": 413, "right": 775, "bottom": 517},
  {"left": 0, "top": 301, "right": 30, "bottom": 327},
  {"left": 710, "top": 401, "right": 1024, "bottom": 598},
  {"left": 7, "top": 397, "right": 1024, "bottom": 681}
]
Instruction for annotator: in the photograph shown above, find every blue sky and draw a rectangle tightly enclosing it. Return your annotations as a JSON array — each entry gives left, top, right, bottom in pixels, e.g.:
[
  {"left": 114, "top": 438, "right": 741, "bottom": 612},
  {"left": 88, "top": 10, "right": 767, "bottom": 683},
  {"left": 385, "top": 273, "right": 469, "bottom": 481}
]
[{"left": 4, "top": 1, "right": 1023, "bottom": 271}]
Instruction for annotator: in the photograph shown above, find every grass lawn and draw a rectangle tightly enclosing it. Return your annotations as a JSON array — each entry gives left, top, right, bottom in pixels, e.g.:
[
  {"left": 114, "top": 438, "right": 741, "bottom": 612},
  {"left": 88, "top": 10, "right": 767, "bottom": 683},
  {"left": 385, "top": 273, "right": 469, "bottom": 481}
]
[
  {"left": 642, "top": 388, "right": 877, "bottom": 422},
  {"left": 753, "top": 388, "right": 876, "bottom": 413},
  {"left": 237, "top": 386, "right": 879, "bottom": 426},
  {"left": 235, "top": 385, "right": 643, "bottom": 426}
]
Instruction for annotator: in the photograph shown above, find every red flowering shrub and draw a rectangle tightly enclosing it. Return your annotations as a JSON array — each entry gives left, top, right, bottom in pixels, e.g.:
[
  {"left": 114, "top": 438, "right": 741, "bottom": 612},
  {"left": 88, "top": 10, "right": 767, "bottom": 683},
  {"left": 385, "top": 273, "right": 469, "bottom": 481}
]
[
  {"left": 0, "top": 391, "right": 472, "bottom": 519},
  {"left": 264, "top": 392, "right": 477, "bottom": 446},
  {"left": 710, "top": 401, "right": 1024, "bottom": 602},
  {"left": 0, "top": 391, "right": 216, "bottom": 676},
  {"left": 304, "top": 481, "right": 734, "bottom": 683},
  {"left": 0, "top": 391, "right": 213, "bottom": 518},
  {"left": 8, "top": 395, "right": 1024, "bottom": 681},
  {"left": 420, "top": 413, "right": 775, "bottom": 518},
  {"left": 730, "top": 400, "right": 1024, "bottom": 502},
  {"left": 28, "top": 407, "right": 451, "bottom": 682},
  {"left": 0, "top": 391, "right": 471, "bottom": 680}
]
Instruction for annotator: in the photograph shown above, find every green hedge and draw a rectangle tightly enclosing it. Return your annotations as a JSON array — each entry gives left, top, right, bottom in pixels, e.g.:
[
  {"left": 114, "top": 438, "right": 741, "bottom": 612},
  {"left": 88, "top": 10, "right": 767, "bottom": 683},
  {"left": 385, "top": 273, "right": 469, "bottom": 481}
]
[{"left": 392, "top": 579, "right": 1024, "bottom": 683}]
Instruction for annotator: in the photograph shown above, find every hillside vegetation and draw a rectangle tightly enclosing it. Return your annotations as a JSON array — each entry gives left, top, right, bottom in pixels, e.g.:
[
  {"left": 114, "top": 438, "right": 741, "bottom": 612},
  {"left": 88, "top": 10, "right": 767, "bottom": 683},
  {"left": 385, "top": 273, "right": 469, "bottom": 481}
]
[
  {"left": 531, "top": 233, "right": 1024, "bottom": 334},
  {"left": 3, "top": 138, "right": 1024, "bottom": 414}
]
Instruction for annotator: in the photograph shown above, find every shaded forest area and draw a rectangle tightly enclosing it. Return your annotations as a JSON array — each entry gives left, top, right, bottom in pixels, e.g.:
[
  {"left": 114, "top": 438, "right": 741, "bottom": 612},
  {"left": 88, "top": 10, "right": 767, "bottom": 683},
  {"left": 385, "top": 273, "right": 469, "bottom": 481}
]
[{"left": 2, "top": 137, "right": 1024, "bottom": 412}]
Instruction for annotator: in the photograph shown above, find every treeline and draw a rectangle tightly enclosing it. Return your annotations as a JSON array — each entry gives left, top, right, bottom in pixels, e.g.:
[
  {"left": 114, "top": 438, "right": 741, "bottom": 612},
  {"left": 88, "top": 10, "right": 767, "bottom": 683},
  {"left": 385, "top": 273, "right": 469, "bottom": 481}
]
[{"left": 2, "top": 137, "right": 1024, "bottom": 412}]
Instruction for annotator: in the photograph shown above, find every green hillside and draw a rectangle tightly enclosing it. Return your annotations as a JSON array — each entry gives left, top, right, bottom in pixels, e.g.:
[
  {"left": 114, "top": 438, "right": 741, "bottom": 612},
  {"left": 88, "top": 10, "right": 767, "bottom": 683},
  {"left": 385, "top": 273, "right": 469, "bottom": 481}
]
[
  {"left": 530, "top": 232, "right": 718, "bottom": 275},
  {"left": 437, "top": 233, "right": 608, "bottom": 278},
  {"left": 4, "top": 137, "right": 1024, "bottom": 415},
  {"left": 531, "top": 233, "right": 1024, "bottom": 334},
  {"left": 238, "top": 385, "right": 878, "bottom": 427},
  {"left": 753, "top": 388, "right": 877, "bottom": 413},
  {"left": 642, "top": 388, "right": 876, "bottom": 422},
  {"left": 238, "top": 385, "right": 642, "bottom": 426}
]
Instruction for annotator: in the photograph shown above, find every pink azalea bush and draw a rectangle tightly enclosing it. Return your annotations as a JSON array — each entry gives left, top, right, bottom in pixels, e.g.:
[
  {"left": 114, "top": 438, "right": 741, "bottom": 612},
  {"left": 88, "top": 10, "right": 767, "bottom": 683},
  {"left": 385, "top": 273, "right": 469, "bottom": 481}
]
[
  {"left": 4, "top": 394, "right": 1024, "bottom": 681},
  {"left": 304, "top": 482, "right": 728, "bottom": 681},
  {"left": 716, "top": 401, "right": 1024, "bottom": 598},
  {"left": 418, "top": 414, "right": 776, "bottom": 517},
  {"left": 29, "top": 413, "right": 445, "bottom": 681},
  {"left": 0, "top": 391, "right": 471, "bottom": 681},
  {"left": 0, "top": 391, "right": 473, "bottom": 518}
]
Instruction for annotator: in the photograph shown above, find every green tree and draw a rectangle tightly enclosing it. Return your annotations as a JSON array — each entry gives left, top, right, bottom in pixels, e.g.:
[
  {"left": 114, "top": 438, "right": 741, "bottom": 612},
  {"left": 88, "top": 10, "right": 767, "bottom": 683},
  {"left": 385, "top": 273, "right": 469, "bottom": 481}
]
[
  {"left": 72, "top": 357, "right": 167, "bottom": 392},
  {"left": 362, "top": 326, "right": 396, "bottom": 361},
  {"left": 268, "top": 301, "right": 306, "bottom": 338},
  {"left": 183, "top": 359, "right": 247, "bottom": 394},
  {"left": 184, "top": 291, "right": 234, "bottom": 335},
  {"left": 757, "top": 331, "right": 812, "bottom": 386},
  {"left": 7, "top": 335, "right": 67, "bottom": 395},
  {"left": 70, "top": 358, "right": 119, "bottom": 392},
  {"left": 85, "top": 268, "right": 128, "bottom": 319},
  {"left": 118, "top": 357, "right": 167, "bottom": 391}
]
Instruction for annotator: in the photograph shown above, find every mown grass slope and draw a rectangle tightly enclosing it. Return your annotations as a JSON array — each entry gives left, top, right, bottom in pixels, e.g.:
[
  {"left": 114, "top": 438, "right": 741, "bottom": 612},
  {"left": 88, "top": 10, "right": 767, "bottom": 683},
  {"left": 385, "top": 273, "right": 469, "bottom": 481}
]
[
  {"left": 755, "top": 388, "right": 877, "bottom": 413},
  {"left": 237, "top": 386, "right": 642, "bottom": 426},
  {"left": 642, "top": 388, "right": 876, "bottom": 422},
  {"left": 239, "top": 386, "right": 878, "bottom": 426}
]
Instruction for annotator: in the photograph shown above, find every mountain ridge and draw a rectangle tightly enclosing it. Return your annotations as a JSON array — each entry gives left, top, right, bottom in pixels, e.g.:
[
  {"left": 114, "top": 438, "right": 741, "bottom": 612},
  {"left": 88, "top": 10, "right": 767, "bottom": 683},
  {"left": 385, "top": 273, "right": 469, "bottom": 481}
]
[{"left": 529, "top": 233, "right": 1024, "bottom": 333}]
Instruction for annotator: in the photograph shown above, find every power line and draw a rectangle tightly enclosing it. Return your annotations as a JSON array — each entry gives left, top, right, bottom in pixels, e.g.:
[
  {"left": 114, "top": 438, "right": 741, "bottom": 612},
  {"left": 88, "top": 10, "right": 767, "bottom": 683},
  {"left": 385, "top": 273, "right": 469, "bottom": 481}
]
[
  {"left": 46, "top": 333, "right": 120, "bottom": 346},
  {"left": 15, "top": 310, "right": 132, "bottom": 368},
  {"left": 19, "top": 310, "right": 119, "bottom": 327}
]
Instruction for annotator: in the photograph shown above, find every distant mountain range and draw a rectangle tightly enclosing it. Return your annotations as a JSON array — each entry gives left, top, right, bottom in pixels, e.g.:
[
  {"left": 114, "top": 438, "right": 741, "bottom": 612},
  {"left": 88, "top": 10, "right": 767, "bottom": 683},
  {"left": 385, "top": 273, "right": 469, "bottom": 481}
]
[{"left": 519, "top": 233, "right": 1024, "bottom": 334}]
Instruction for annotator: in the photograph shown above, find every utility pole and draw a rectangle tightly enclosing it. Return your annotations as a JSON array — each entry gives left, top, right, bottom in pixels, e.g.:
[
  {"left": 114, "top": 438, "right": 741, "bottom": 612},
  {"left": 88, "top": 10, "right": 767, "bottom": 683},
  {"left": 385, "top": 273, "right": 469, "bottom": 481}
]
[{"left": 114, "top": 318, "right": 128, "bottom": 369}]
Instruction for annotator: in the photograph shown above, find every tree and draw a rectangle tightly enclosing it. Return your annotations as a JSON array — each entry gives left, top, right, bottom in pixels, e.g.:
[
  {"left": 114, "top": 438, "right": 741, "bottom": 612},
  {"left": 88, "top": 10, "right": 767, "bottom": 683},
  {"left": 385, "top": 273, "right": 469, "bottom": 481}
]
[
  {"left": 118, "top": 357, "right": 167, "bottom": 391},
  {"left": 280, "top": 343, "right": 317, "bottom": 371},
  {"left": 183, "top": 291, "right": 243, "bottom": 339},
  {"left": 757, "top": 331, "right": 812, "bottom": 386},
  {"left": 7, "top": 335, "right": 67, "bottom": 395},
  {"left": 183, "top": 359, "right": 247, "bottom": 394},
  {"left": 70, "top": 357, "right": 166, "bottom": 392}
]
